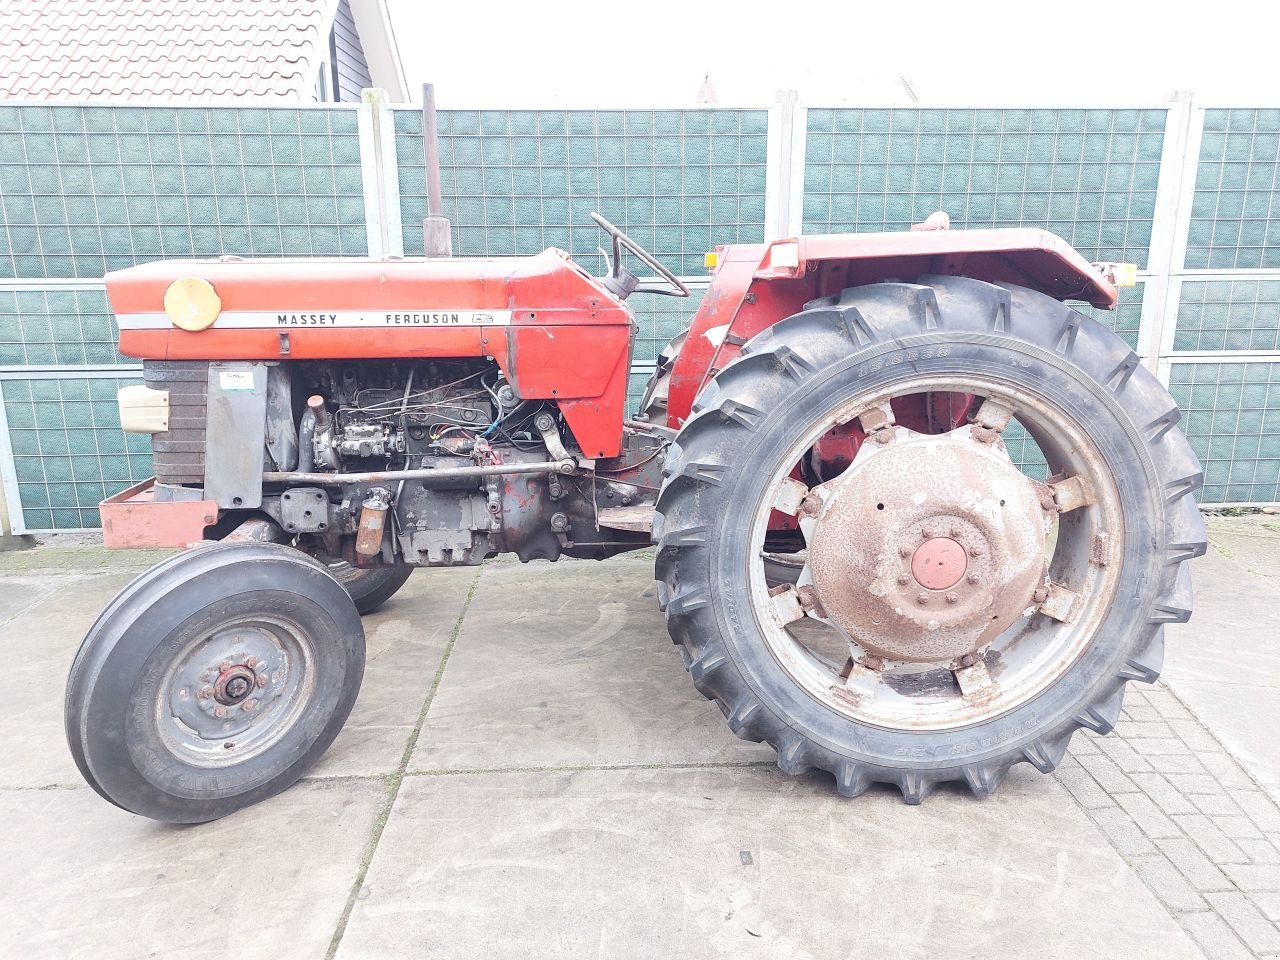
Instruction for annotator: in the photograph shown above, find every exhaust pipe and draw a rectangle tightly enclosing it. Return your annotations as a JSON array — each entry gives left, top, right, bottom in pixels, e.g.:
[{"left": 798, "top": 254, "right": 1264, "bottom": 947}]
[{"left": 421, "top": 83, "right": 453, "bottom": 257}]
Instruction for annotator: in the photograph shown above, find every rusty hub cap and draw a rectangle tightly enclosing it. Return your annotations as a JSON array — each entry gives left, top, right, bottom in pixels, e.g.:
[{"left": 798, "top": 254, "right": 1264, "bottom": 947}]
[
  {"left": 806, "top": 428, "right": 1049, "bottom": 663},
  {"left": 911, "top": 538, "right": 966, "bottom": 589},
  {"left": 751, "top": 383, "right": 1124, "bottom": 731}
]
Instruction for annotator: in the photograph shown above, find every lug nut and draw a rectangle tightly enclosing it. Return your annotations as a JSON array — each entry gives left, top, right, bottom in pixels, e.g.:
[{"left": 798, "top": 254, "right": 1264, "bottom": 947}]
[
  {"left": 245, "top": 656, "right": 258, "bottom": 669},
  {"left": 922, "top": 528, "right": 936, "bottom": 539},
  {"left": 219, "top": 660, "right": 232, "bottom": 673},
  {"left": 916, "top": 594, "right": 929, "bottom": 605},
  {"left": 966, "top": 573, "right": 979, "bottom": 585},
  {"left": 945, "top": 593, "right": 959, "bottom": 604},
  {"left": 799, "top": 495, "right": 823, "bottom": 518},
  {"left": 969, "top": 546, "right": 983, "bottom": 557},
  {"left": 1032, "top": 586, "right": 1049, "bottom": 604},
  {"left": 949, "top": 527, "right": 962, "bottom": 538},
  {"left": 897, "top": 574, "right": 911, "bottom": 585},
  {"left": 256, "top": 674, "right": 268, "bottom": 688},
  {"left": 871, "top": 430, "right": 892, "bottom": 445},
  {"left": 898, "top": 546, "right": 912, "bottom": 558},
  {"left": 197, "top": 685, "right": 213, "bottom": 700},
  {"left": 214, "top": 706, "right": 227, "bottom": 719},
  {"left": 241, "top": 699, "right": 257, "bottom": 713}
]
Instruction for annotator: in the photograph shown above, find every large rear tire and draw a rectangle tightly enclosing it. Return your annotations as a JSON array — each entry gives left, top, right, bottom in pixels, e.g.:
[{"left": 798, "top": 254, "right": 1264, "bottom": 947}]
[
  {"left": 65, "top": 542, "right": 365, "bottom": 823},
  {"left": 655, "top": 277, "right": 1206, "bottom": 803}
]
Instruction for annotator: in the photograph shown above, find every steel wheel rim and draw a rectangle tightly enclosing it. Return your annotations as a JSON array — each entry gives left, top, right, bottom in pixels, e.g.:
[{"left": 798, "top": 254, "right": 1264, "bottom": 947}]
[
  {"left": 156, "top": 615, "right": 317, "bottom": 766},
  {"left": 747, "top": 374, "right": 1124, "bottom": 732}
]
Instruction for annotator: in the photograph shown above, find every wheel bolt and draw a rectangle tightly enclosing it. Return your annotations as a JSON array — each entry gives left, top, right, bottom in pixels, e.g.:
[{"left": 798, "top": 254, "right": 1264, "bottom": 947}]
[
  {"left": 969, "top": 546, "right": 983, "bottom": 557},
  {"left": 916, "top": 594, "right": 929, "bottom": 605},
  {"left": 242, "top": 699, "right": 257, "bottom": 713},
  {"left": 256, "top": 674, "right": 268, "bottom": 688},
  {"left": 945, "top": 593, "right": 959, "bottom": 604},
  {"left": 219, "top": 661, "right": 232, "bottom": 673},
  {"left": 898, "top": 546, "right": 912, "bottom": 558},
  {"left": 214, "top": 706, "right": 227, "bottom": 719},
  {"left": 897, "top": 574, "right": 911, "bottom": 585},
  {"left": 197, "top": 685, "right": 213, "bottom": 700},
  {"left": 966, "top": 573, "right": 979, "bottom": 585},
  {"left": 922, "top": 528, "right": 936, "bottom": 539},
  {"left": 245, "top": 656, "right": 258, "bottom": 669},
  {"left": 949, "top": 527, "right": 962, "bottom": 538}
]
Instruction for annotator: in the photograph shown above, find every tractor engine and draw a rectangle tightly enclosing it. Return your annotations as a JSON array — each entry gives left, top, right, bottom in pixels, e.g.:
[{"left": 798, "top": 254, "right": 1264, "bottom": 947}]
[{"left": 141, "top": 357, "right": 661, "bottom": 568}]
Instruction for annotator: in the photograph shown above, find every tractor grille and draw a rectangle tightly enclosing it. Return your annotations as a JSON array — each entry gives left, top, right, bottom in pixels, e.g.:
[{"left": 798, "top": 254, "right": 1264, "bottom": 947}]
[{"left": 143, "top": 360, "right": 208, "bottom": 485}]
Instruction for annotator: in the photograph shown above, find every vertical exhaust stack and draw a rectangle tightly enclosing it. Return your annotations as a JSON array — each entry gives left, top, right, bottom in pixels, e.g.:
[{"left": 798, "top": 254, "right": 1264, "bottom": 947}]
[{"left": 421, "top": 83, "right": 453, "bottom": 257}]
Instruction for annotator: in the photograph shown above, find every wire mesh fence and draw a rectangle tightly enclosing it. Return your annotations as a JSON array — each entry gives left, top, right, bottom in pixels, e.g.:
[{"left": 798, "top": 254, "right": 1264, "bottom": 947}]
[{"left": 1, "top": 96, "right": 1279, "bottom": 531}]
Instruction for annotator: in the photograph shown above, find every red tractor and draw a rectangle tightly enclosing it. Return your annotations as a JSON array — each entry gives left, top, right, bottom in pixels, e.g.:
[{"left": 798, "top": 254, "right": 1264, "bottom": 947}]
[{"left": 66, "top": 116, "right": 1203, "bottom": 824}]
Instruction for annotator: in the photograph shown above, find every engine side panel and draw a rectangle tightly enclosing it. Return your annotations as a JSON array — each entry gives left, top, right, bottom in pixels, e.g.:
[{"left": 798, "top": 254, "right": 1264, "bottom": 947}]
[{"left": 105, "top": 248, "right": 635, "bottom": 458}]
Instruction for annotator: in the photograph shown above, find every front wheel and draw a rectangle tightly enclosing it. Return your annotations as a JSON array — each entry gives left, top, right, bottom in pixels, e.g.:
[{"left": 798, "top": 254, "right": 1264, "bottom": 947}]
[
  {"left": 655, "top": 276, "right": 1206, "bottom": 803},
  {"left": 65, "top": 542, "right": 365, "bottom": 823}
]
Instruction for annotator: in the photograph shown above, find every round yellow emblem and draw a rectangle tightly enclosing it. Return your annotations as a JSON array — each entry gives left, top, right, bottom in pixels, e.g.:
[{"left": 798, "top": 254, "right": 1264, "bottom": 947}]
[{"left": 163, "top": 277, "right": 221, "bottom": 331}]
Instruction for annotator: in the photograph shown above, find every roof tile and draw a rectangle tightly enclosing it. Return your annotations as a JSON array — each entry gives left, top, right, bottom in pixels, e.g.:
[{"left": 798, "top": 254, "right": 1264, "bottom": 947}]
[{"left": 0, "top": 0, "right": 337, "bottom": 102}]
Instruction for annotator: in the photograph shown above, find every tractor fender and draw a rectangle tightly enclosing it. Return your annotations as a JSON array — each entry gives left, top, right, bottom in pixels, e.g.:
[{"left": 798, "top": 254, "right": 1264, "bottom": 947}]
[{"left": 665, "top": 228, "right": 1119, "bottom": 427}]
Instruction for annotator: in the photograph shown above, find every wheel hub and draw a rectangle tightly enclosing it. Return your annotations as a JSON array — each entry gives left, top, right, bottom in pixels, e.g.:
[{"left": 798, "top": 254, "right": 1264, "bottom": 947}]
[
  {"left": 910, "top": 537, "right": 967, "bottom": 590},
  {"left": 213, "top": 665, "right": 257, "bottom": 705},
  {"left": 805, "top": 426, "right": 1052, "bottom": 663}
]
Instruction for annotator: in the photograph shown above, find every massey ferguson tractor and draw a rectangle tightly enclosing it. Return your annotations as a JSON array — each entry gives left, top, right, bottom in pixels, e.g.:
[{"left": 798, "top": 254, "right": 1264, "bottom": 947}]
[{"left": 65, "top": 98, "right": 1204, "bottom": 824}]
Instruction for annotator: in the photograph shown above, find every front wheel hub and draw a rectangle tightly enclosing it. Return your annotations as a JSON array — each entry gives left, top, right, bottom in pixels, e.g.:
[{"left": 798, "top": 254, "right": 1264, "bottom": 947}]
[{"left": 806, "top": 425, "right": 1050, "bottom": 663}]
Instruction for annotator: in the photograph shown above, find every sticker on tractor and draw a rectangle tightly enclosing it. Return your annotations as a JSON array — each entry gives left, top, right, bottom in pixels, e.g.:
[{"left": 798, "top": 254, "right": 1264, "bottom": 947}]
[
  {"left": 115, "top": 310, "right": 515, "bottom": 329},
  {"left": 218, "top": 371, "right": 256, "bottom": 391}
]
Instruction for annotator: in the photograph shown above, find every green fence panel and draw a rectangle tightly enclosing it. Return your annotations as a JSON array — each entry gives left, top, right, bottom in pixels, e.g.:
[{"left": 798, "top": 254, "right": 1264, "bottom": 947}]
[
  {"left": 1168, "top": 361, "right": 1280, "bottom": 503},
  {"left": 1187, "top": 109, "right": 1280, "bottom": 270},
  {"left": 394, "top": 109, "right": 769, "bottom": 276},
  {"left": 0, "top": 104, "right": 367, "bottom": 279},
  {"left": 0, "top": 287, "right": 129, "bottom": 366},
  {"left": 803, "top": 108, "right": 1165, "bottom": 265},
  {"left": 2, "top": 375, "right": 151, "bottom": 529},
  {"left": 1175, "top": 278, "right": 1280, "bottom": 352}
]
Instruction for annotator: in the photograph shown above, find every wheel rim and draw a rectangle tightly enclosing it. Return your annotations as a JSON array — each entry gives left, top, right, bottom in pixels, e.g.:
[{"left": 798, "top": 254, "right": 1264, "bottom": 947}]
[
  {"left": 156, "top": 615, "right": 317, "bottom": 766},
  {"left": 748, "top": 375, "right": 1123, "bottom": 732}
]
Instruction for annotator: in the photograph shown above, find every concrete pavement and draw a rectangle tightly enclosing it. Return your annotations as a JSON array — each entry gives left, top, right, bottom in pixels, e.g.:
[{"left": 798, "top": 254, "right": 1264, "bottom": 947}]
[{"left": 0, "top": 518, "right": 1277, "bottom": 959}]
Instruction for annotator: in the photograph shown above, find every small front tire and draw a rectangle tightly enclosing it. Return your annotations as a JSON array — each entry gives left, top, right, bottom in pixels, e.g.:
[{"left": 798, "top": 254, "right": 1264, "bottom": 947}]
[{"left": 65, "top": 542, "right": 365, "bottom": 823}]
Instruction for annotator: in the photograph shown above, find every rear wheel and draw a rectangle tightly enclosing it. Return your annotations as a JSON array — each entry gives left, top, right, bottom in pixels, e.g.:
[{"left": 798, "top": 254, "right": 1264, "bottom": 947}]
[
  {"left": 65, "top": 542, "right": 365, "bottom": 823},
  {"left": 655, "top": 277, "right": 1205, "bottom": 803}
]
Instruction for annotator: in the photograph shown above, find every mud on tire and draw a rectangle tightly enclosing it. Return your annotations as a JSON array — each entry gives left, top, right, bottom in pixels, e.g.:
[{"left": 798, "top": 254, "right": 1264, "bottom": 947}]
[{"left": 653, "top": 276, "right": 1206, "bottom": 803}]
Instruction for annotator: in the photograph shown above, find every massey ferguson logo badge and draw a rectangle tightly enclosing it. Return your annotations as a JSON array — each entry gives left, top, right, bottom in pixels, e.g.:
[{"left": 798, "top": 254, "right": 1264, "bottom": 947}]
[
  {"left": 273, "top": 312, "right": 501, "bottom": 326},
  {"left": 115, "top": 309, "right": 514, "bottom": 330}
]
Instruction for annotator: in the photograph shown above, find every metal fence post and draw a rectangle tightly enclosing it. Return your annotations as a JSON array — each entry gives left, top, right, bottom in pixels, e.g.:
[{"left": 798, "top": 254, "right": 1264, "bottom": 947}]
[
  {"left": 1137, "top": 91, "right": 1203, "bottom": 381},
  {"left": 765, "top": 90, "right": 806, "bottom": 240},
  {"left": 358, "top": 87, "right": 405, "bottom": 259}
]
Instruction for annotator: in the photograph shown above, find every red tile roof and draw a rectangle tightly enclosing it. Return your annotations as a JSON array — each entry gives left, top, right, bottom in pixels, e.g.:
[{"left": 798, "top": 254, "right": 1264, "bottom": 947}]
[{"left": 0, "top": 0, "right": 338, "bottom": 102}]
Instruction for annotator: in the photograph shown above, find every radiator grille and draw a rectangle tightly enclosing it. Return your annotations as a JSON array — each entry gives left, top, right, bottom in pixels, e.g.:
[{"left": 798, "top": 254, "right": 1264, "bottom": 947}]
[{"left": 143, "top": 360, "right": 207, "bottom": 485}]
